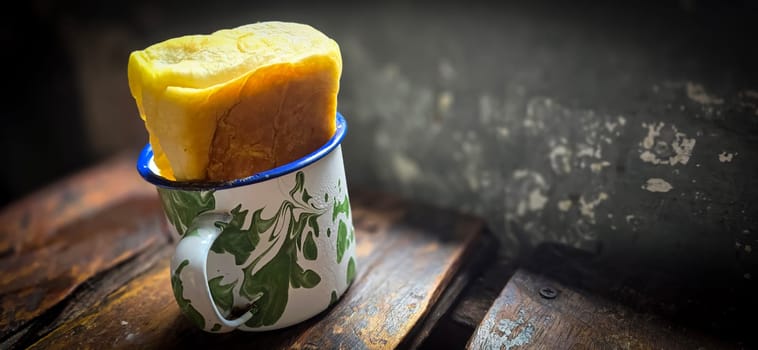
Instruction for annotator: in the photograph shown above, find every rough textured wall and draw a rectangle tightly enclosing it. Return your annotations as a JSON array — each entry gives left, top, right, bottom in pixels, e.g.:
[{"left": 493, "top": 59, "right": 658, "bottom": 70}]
[
  {"left": 329, "top": 3, "right": 758, "bottom": 282},
  {"left": 28, "top": 1, "right": 757, "bottom": 281}
]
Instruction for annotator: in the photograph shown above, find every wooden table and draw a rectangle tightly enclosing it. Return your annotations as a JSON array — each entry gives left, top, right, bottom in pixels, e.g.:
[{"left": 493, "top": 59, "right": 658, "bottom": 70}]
[
  {"left": 0, "top": 154, "right": 490, "bottom": 349},
  {"left": 2, "top": 155, "right": 754, "bottom": 349},
  {"left": 464, "top": 244, "right": 756, "bottom": 349}
]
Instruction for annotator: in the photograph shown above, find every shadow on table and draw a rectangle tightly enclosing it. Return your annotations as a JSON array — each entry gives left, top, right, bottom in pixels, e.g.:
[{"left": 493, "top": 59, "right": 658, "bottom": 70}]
[{"left": 524, "top": 243, "right": 758, "bottom": 347}]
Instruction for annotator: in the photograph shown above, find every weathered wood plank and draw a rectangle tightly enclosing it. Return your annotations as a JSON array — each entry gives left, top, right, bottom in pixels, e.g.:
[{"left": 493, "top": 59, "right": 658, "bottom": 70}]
[
  {"left": 525, "top": 243, "right": 758, "bottom": 347},
  {"left": 2, "top": 243, "right": 174, "bottom": 350},
  {"left": 451, "top": 259, "right": 516, "bottom": 329},
  {"left": 409, "top": 231, "right": 500, "bottom": 350},
  {"left": 0, "top": 155, "right": 169, "bottom": 338},
  {"left": 467, "top": 269, "right": 728, "bottom": 349},
  {"left": 28, "top": 189, "right": 485, "bottom": 349},
  {"left": 0, "top": 154, "right": 156, "bottom": 255},
  {"left": 417, "top": 255, "right": 515, "bottom": 350}
]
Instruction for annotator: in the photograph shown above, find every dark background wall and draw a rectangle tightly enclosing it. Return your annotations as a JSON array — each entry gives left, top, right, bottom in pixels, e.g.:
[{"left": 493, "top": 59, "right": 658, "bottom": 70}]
[{"left": 4, "top": 0, "right": 757, "bottom": 287}]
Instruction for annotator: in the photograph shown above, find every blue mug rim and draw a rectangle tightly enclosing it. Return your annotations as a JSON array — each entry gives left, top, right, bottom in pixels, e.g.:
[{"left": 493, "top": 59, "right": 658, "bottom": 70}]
[{"left": 137, "top": 112, "right": 347, "bottom": 190}]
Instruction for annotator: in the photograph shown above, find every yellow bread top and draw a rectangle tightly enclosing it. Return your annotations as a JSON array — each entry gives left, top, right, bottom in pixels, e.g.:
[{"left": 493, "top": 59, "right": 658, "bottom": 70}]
[{"left": 128, "top": 21, "right": 342, "bottom": 181}]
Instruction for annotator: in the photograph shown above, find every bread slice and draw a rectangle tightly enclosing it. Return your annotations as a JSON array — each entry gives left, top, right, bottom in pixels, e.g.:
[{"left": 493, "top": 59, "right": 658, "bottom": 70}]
[{"left": 128, "top": 22, "right": 341, "bottom": 181}]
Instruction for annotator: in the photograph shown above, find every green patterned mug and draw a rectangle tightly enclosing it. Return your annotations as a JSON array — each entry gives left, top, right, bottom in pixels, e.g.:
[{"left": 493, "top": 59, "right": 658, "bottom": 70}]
[{"left": 136, "top": 113, "right": 356, "bottom": 333}]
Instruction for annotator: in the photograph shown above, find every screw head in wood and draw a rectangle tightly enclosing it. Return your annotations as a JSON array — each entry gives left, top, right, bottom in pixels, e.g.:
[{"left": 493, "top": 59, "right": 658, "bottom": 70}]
[{"left": 539, "top": 286, "right": 558, "bottom": 299}]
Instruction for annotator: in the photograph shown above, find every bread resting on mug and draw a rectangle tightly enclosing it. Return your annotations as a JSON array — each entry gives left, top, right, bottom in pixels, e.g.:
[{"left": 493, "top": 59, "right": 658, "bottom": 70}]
[{"left": 128, "top": 22, "right": 342, "bottom": 181}]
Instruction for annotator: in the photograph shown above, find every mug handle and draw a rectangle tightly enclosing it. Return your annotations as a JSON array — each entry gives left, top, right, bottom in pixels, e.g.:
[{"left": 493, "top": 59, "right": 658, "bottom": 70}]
[{"left": 170, "top": 212, "right": 258, "bottom": 333}]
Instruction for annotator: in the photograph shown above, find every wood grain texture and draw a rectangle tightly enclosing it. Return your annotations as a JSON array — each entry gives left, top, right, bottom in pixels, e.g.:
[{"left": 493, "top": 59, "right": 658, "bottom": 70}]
[
  {"left": 0, "top": 154, "right": 156, "bottom": 255},
  {"left": 411, "top": 232, "right": 501, "bottom": 350},
  {"left": 1, "top": 243, "right": 174, "bottom": 349},
  {"left": 451, "top": 259, "right": 516, "bottom": 329},
  {"left": 0, "top": 154, "right": 169, "bottom": 338},
  {"left": 466, "top": 269, "right": 728, "bottom": 350},
  {"left": 21, "top": 188, "right": 484, "bottom": 349}
]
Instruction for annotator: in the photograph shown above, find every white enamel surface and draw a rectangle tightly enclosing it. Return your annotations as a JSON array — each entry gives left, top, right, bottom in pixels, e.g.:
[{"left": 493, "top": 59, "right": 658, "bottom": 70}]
[
  {"left": 172, "top": 212, "right": 253, "bottom": 333},
  {"left": 170, "top": 146, "right": 356, "bottom": 332}
]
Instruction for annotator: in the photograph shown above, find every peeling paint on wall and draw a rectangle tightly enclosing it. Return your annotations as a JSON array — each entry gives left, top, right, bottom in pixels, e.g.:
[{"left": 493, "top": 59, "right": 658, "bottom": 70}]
[
  {"left": 605, "top": 116, "right": 627, "bottom": 134},
  {"left": 497, "top": 97, "right": 629, "bottom": 250},
  {"left": 528, "top": 189, "right": 548, "bottom": 212},
  {"left": 579, "top": 192, "right": 609, "bottom": 223},
  {"left": 590, "top": 161, "right": 611, "bottom": 173},
  {"left": 512, "top": 170, "right": 549, "bottom": 217},
  {"left": 392, "top": 153, "right": 421, "bottom": 184},
  {"left": 719, "top": 151, "right": 736, "bottom": 163},
  {"left": 639, "top": 122, "right": 696, "bottom": 166},
  {"left": 339, "top": 30, "right": 758, "bottom": 280},
  {"left": 549, "top": 144, "right": 572, "bottom": 174},
  {"left": 642, "top": 178, "right": 673, "bottom": 193},
  {"left": 686, "top": 82, "right": 724, "bottom": 105},
  {"left": 524, "top": 98, "right": 549, "bottom": 133}
]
